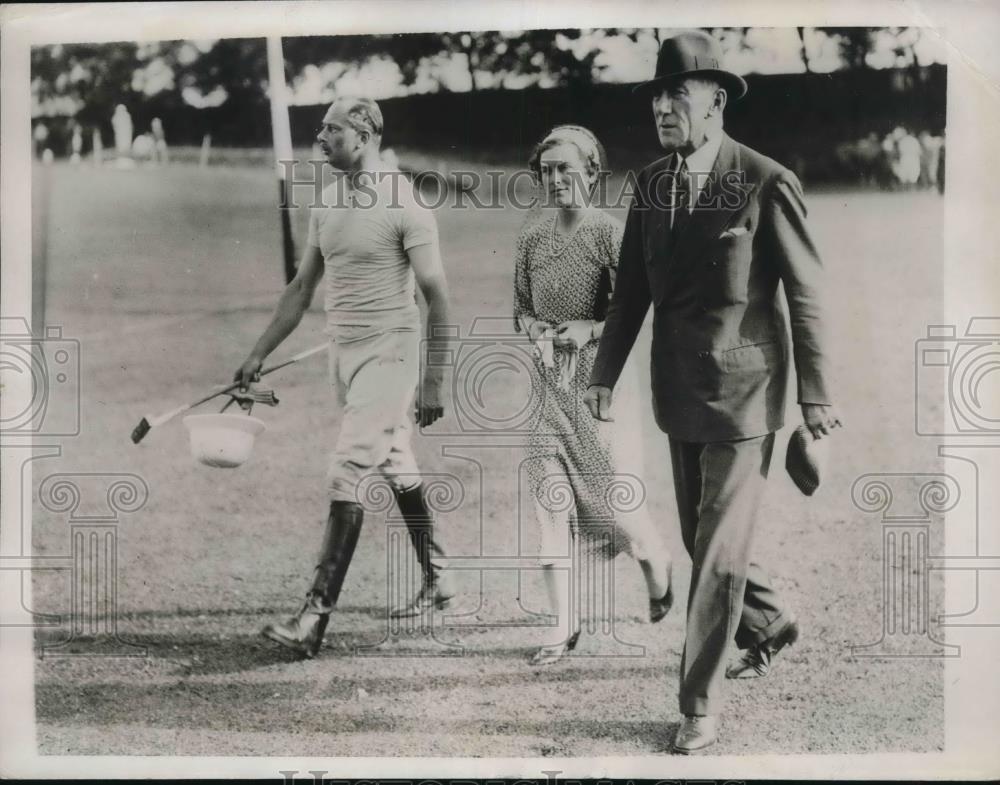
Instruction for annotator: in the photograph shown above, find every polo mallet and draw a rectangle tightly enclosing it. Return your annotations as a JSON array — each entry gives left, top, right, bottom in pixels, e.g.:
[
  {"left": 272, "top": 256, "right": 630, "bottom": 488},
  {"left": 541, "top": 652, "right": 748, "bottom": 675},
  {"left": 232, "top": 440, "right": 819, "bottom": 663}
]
[{"left": 130, "top": 342, "right": 327, "bottom": 444}]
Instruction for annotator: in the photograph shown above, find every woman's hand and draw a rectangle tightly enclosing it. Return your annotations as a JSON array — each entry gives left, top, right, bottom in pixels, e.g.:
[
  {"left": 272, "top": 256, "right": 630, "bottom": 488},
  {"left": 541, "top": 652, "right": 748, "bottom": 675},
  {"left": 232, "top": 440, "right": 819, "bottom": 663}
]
[
  {"left": 553, "top": 320, "right": 595, "bottom": 351},
  {"left": 527, "top": 319, "right": 554, "bottom": 342}
]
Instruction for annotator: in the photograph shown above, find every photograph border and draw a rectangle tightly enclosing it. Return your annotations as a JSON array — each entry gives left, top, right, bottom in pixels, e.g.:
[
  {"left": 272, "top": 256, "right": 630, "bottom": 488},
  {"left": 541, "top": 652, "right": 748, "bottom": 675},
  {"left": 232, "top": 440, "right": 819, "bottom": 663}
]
[{"left": 2, "top": 0, "right": 999, "bottom": 779}]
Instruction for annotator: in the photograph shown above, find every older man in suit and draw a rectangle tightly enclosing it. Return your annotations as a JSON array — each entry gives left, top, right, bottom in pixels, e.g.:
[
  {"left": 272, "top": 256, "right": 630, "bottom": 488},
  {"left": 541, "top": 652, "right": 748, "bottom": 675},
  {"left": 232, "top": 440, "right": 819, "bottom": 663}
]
[{"left": 585, "top": 31, "right": 841, "bottom": 753}]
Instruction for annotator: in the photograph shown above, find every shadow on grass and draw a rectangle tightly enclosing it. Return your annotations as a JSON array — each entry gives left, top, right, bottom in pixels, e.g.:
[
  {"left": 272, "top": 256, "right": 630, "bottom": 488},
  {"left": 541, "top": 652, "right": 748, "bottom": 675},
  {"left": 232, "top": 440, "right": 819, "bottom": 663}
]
[
  {"left": 36, "top": 625, "right": 674, "bottom": 676},
  {"left": 36, "top": 674, "right": 678, "bottom": 754},
  {"left": 111, "top": 604, "right": 390, "bottom": 620}
]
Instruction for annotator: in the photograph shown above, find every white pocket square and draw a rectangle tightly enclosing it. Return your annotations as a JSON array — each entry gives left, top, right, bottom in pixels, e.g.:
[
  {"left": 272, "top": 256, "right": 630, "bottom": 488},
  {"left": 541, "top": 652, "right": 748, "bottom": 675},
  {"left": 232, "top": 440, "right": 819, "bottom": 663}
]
[{"left": 719, "top": 226, "right": 749, "bottom": 239}]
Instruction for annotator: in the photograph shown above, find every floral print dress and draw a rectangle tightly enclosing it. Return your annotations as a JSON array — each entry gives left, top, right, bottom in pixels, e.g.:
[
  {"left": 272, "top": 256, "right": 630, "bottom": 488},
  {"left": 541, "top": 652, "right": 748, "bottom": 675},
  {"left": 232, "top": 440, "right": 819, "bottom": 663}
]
[{"left": 514, "top": 209, "right": 662, "bottom": 563}]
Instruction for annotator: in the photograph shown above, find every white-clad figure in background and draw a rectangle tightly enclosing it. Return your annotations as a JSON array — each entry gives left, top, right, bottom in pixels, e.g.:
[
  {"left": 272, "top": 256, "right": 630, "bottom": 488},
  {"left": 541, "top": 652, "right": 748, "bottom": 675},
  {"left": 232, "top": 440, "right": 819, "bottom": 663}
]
[
  {"left": 881, "top": 131, "right": 898, "bottom": 189},
  {"left": 380, "top": 147, "right": 399, "bottom": 171},
  {"left": 70, "top": 125, "right": 83, "bottom": 165},
  {"left": 918, "top": 130, "right": 941, "bottom": 190},
  {"left": 151, "top": 117, "right": 169, "bottom": 165},
  {"left": 132, "top": 133, "right": 155, "bottom": 163},
  {"left": 895, "top": 127, "right": 922, "bottom": 188},
  {"left": 33, "top": 122, "right": 49, "bottom": 159},
  {"left": 112, "top": 104, "right": 135, "bottom": 169}
]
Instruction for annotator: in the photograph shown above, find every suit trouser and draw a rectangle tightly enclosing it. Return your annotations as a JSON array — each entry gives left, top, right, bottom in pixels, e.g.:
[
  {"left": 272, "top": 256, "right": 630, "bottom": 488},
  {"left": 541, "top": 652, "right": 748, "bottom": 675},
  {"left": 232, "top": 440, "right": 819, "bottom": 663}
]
[{"left": 669, "top": 432, "right": 789, "bottom": 716}]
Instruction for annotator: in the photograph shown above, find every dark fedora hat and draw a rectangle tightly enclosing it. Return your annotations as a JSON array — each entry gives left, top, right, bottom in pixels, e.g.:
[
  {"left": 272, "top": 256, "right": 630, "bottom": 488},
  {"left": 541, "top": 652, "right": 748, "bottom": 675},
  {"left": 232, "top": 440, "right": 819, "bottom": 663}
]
[{"left": 633, "top": 30, "right": 747, "bottom": 100}]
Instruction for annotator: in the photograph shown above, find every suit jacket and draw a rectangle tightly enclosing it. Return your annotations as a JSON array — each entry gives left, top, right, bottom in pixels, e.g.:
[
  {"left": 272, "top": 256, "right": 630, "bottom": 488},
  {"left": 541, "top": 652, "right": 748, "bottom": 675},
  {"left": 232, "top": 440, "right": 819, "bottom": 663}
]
[{"left": 590, "top": 132, "right": 831, "bottom": 442}]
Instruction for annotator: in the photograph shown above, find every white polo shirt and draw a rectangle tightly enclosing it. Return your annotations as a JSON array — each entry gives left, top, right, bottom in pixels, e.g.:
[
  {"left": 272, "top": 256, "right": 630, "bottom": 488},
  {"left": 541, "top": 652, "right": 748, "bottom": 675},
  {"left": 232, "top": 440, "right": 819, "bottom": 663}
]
[{"left": 307, "top": 168, "right": 438, "bottom": 336}]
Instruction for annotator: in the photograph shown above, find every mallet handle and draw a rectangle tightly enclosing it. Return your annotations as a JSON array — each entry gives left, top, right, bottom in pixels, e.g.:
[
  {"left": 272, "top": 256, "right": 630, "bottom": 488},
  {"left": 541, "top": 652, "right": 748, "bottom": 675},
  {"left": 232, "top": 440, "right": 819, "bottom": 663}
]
[{"left": 132, "top": 342, "right": 328, "bottom": 441}]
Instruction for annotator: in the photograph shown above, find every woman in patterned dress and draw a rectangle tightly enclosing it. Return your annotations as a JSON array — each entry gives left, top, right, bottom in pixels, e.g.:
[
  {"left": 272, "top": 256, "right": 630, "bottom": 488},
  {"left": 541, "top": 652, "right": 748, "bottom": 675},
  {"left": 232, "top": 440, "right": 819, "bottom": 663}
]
[{"left": 513, "top": 125, "right": 674, "bottom": 666}]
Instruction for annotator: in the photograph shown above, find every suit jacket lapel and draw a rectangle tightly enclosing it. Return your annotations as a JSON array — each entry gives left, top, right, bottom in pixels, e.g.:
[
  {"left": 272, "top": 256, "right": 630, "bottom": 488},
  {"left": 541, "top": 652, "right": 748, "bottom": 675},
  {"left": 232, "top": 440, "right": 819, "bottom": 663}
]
[{"left": 669, "top": 133, "right": 755, "bottom": 274}]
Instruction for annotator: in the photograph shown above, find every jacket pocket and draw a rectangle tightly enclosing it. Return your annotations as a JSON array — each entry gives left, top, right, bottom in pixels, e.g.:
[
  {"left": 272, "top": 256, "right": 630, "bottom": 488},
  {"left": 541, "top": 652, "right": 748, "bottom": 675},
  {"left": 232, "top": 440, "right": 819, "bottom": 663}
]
[{"left": 721, "top": 339, "right": 782, "bottom": 372}]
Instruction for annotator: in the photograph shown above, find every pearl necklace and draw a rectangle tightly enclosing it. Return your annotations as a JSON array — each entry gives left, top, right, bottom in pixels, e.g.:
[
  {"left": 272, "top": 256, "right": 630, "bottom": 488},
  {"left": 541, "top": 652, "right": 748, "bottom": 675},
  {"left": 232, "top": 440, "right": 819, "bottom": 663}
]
[{"left": 548, "top": 211, "right": 587, "bottom": 258}]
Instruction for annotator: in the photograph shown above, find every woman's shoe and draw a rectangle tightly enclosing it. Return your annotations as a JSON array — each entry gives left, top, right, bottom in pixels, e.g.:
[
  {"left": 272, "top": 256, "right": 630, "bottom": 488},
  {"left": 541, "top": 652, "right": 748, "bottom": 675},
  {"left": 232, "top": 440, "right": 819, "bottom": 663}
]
[
  {"left": 529, "top": 628, "right": 581, "bottom": 666},
  {"left": 648, "top": 562, "right": 674, "bottom": 623}
]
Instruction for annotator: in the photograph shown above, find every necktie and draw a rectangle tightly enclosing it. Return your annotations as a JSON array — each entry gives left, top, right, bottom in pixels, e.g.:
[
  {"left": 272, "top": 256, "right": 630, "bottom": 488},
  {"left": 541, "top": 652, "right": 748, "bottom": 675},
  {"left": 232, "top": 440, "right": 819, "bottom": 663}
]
[
  {"left": 669, "top": 155, "right": 691, "bottom": 244},
  {"left": 669, "top": 154, "right": 691, "bottom": 256}
]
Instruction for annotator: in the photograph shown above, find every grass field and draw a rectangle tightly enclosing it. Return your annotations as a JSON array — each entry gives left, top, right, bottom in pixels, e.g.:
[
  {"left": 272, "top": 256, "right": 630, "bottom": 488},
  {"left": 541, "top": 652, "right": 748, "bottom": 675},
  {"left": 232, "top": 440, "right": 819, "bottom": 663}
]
[{"left": 28, "top": 159, "right": 947, "bottom": 758}]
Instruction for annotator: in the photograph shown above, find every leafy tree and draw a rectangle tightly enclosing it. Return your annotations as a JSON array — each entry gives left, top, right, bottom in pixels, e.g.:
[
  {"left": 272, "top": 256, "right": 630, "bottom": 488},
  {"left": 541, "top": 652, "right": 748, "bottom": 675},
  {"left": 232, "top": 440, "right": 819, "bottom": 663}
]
[
  {"left": 815, "top": 28, "right": 878, "bottom": 70},
  {"left": 32, "top": 42, "right": 143, "bottom": 127}
]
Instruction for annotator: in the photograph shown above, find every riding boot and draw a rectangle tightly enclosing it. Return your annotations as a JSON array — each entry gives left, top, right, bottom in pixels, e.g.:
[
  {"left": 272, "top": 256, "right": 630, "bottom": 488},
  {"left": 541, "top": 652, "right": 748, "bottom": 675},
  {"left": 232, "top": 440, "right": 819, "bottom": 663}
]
[
  {"left": 261, "top": 500, "right": 364, "bottom": 658},
  {"left": 390, "top": 483, "right": 455, "bottom": 618}
]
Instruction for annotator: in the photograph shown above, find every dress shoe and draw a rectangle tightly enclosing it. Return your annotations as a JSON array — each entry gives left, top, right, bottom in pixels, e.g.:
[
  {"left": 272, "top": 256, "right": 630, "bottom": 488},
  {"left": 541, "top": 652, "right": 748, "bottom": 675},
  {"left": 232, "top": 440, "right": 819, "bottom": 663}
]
[
  {"left": 261, "top": 592, "right": 331, "bottom": 659},
  {"left": 672, "top": 714, "right": 717, "bottom": 754},
  {"left": 389, "top": 578, "right": 455, "bottom": 618},
  {"left": 726, "top": 618, "right": 800, "bottom": 679},
  {"left": 649, "top": 564, "right": 674, "bottom": 623},
  {"left": 529, "top": 628, "right": 581, "bottom": 666}
]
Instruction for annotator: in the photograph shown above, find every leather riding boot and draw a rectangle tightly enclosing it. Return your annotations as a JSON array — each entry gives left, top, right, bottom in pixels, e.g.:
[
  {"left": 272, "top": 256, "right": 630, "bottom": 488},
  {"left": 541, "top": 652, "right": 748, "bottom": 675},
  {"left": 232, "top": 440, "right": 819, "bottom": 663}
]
[
  {"left": 261, "top": 500, "right": 364, "bottom": 658},
  {"left": 390, "top": 483, "right": 455, "bottom": 618}
]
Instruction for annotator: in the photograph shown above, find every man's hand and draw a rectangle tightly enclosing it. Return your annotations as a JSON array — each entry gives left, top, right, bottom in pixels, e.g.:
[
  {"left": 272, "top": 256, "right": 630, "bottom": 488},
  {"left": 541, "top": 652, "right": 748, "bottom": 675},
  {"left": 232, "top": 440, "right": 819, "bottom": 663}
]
[
  {"left": 801, "top": 403, "right": 842, "bottom": 438},
  {"left": 583, "top": 384, "right": 614, "bottom": 422},
  {"left": 553, "top": 320, "right": 594, "bottom": 351},
  {"left": 234, "top": 356, "right": 263, "bottom": 393},
  {"left": 415, "top": 376, "right": 445, "bottom": 428}
]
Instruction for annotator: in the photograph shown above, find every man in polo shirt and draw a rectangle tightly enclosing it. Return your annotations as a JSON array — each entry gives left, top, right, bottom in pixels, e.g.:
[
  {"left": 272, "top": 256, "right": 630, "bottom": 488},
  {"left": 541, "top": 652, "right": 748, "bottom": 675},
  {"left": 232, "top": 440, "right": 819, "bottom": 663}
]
[{"left": 235, "top": 96, "right": 456, "bottom": 659}]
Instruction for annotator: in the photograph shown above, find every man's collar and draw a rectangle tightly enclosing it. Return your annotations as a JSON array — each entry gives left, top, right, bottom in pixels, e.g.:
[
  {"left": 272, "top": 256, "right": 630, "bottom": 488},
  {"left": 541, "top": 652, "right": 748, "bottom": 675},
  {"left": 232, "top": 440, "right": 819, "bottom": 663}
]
[{"left": 682, "top": 129, "right": 724, "bottom": 173}]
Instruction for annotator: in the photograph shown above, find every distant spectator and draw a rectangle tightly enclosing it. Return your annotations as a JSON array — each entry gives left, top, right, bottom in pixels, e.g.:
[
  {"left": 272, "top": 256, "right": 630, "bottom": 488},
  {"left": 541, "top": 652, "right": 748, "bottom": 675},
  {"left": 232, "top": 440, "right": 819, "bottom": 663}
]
[
  {"left": 70, "top": 124, "right": 83, "bottom": 165},
  {"left": 132, "top": 133, "right": 155, "bottom": 163},
  {"left": 112, "top": 104, "right": 135, "bottom": 169},
  {"left": 918, "top": 131, "right": 942, "bottom": 190},
  {"left": 381, "top": 146, "right": 399, "bottom": 170},
  {"left": 893, "top": 127, "right": 921, "bottom": 188},
  {"left": 33, "top": 122, "right": 49, "bottom": 159},
  {"left": 880, "top": 131, "right": 898, "bottom": 189},
  {"left": 151, "top": 117, "right": 169, "bottom": 165}
]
